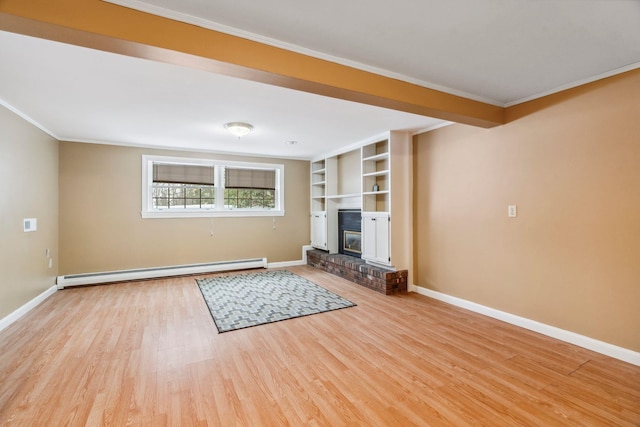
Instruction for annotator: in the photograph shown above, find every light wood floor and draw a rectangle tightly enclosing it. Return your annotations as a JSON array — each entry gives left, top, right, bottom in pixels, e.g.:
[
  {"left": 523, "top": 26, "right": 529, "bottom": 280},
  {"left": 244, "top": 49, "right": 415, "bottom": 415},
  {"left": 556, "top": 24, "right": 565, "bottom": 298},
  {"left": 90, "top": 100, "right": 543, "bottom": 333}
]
[{"left": 1, "top": 266, "right": 638, "bottom": 426}]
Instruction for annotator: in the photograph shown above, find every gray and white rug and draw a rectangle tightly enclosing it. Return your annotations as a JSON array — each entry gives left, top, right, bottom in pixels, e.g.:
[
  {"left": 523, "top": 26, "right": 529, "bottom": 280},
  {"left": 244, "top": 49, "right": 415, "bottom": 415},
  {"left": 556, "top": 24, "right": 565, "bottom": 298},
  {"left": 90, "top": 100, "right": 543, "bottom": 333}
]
[{"left": 196, "top": 270, "right": 356, "bottom": 333}]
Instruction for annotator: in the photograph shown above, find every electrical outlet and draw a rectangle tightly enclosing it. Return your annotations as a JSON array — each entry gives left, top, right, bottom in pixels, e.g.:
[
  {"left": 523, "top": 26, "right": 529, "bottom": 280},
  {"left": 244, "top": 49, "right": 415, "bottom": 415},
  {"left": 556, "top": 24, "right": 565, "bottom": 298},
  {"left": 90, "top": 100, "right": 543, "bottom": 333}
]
[{"left": 508, "top": 205, "right": 517, "bottom": 218}]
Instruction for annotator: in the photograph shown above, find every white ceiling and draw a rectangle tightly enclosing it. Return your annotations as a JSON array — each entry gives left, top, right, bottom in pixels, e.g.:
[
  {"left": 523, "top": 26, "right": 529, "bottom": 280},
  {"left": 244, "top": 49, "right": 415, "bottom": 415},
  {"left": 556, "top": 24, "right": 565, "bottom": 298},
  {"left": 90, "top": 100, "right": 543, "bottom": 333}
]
[{"left": 2, "top": 0, "right": 639, "bottom": 159}]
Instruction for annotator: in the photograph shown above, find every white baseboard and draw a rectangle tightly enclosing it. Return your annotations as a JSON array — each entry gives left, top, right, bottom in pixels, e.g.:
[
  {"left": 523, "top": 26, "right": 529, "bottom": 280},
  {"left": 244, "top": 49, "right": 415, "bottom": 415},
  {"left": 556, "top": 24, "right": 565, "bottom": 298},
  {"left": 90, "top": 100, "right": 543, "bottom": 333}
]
[
  {"left": 267, "top": 260, "right": 307, "bottom": 268},
  {"left": 0, "top": 285, "right": 57, "bottom": 333},
  {"left": 413, "top": 285, "right": 640, "bottom": 367},
  {"left": 267, "top": 245, "right": 313, "bottom": 269}
]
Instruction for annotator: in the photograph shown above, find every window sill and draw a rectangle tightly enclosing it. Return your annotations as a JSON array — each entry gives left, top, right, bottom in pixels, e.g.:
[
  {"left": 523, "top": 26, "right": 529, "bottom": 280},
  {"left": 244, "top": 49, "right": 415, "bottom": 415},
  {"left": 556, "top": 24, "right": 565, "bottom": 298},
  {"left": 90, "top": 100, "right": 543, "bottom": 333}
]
[{"left": 141, "top": 210, "right": 285, "bottom": 219}]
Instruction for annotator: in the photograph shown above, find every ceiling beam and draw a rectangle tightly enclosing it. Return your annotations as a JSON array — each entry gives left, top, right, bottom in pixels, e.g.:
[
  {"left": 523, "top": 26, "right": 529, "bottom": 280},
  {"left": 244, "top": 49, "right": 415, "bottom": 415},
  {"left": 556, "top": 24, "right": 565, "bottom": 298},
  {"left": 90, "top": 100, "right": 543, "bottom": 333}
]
[{"left": 0, "top": 0, "right": 505, "bottom": 128}]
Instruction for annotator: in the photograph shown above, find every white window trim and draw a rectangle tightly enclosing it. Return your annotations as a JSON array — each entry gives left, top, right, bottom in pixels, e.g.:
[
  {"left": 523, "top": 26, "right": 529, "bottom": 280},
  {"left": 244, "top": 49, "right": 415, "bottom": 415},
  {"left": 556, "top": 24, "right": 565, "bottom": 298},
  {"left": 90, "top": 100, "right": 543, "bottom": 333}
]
[{"left": 141, "top": 155, "right": 285, "bottom": 218}]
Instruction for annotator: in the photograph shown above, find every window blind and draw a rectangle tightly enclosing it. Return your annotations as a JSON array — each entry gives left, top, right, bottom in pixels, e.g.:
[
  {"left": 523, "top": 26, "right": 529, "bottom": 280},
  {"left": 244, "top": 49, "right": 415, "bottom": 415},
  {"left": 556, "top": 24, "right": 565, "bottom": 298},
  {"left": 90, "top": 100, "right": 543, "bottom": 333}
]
[
  {"left": 153, "top": 164, "right": 215, "bottom": 185},
  {"left": 225, "top": 168, "right": 276, "bottom": 190}
]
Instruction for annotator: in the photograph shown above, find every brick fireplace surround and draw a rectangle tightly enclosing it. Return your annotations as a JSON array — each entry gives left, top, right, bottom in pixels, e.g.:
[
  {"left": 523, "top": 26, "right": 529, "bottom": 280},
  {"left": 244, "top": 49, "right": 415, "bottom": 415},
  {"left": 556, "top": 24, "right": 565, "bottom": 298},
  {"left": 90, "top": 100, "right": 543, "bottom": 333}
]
[{"left": 306, "top": 249, "right": 408, "bottom": 295}]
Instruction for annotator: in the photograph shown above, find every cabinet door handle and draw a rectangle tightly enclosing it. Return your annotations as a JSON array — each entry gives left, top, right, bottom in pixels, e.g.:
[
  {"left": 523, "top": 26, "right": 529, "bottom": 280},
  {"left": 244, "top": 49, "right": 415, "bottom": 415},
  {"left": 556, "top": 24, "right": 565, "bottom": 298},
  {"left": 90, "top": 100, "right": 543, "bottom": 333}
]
[{"left": 371, "top": 218, "right": 376, "bottom": 221}]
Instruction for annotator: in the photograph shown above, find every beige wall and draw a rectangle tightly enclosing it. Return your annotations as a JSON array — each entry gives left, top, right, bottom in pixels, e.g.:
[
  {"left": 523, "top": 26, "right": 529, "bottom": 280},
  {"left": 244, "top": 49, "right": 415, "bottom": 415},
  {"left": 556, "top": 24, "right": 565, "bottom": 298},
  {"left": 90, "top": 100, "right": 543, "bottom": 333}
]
[
  {"left": 0, "top": 106, "right": 59, "bottom": 319},
  {"left": 414, "top": 69, "right": 640, "bottom": 352},
  {"left": 59, "top": 143, "right": 309, "bottom": 275}
]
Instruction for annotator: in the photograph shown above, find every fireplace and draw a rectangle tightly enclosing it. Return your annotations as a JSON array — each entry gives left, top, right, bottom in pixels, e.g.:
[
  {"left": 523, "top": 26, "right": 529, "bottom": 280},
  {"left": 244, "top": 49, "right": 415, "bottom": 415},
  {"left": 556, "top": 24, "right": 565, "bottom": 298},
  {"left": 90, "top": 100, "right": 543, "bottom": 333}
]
[{"left": 338, "top": 209, "right": 361, "bottom": 258}]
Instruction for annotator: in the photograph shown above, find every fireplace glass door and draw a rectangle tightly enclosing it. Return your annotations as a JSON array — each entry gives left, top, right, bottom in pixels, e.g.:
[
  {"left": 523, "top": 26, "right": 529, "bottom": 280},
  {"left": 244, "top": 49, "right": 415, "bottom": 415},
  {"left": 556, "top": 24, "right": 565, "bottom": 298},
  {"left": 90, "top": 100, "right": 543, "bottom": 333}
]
[{"left": 343, "top": 230, "right": 362, "bottom": 255}]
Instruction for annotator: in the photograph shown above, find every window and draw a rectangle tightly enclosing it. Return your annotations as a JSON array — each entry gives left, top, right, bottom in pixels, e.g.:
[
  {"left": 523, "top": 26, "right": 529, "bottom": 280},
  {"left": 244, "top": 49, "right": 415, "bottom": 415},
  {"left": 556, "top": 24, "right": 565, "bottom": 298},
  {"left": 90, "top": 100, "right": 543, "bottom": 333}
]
[
  {"left": 224, "top": 168, "right": 276, "bottom": 209},
  {"left": 151, "top": 163, "right": 216, "bottom": 209},
  {"left": 142, "top": 155, "right": 284, "bottom": 218}
]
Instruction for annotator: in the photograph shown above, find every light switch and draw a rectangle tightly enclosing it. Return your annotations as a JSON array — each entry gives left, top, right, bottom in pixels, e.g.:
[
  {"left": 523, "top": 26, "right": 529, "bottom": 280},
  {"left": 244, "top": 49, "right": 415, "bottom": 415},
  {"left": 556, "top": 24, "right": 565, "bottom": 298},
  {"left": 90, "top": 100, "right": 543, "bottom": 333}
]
[
  {"left": 23, "top": 218, "right": 37, "bottom": 232},
  {"left": 508, "top": 205, "right": 517, "bottom": 218}
]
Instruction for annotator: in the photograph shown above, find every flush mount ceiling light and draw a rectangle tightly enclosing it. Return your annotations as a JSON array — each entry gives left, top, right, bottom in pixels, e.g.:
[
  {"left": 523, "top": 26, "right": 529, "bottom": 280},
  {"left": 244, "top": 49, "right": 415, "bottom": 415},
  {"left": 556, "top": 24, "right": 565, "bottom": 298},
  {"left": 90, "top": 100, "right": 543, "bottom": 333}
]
[{"left": 224, "top": 122, "right": 253, "bottom": 138}]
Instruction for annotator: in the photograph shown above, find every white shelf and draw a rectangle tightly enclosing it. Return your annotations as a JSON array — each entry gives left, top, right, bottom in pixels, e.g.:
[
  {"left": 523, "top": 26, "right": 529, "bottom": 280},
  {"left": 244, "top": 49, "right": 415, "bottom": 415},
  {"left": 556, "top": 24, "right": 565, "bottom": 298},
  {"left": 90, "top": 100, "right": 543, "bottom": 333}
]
[
  {"left": 362, "top": 170, "right": 389, "bottom": 178},
  {"left": 311, "top": 196, "right": 325, "bottom": 200},
  {"left": 362, "top": 152, "right": 389, "bottom": 162},
  {"left": 326, "top": 193, "right": 361, "bottom": 199},
  {"left": 362, "top": 190, "right": 390, "bottom": 196},
  {"left": 312, "top": 181, "right": 326, "bottom": 186},
  {"left": 312, "top": 168, "right": 326, "bottom": 174}
]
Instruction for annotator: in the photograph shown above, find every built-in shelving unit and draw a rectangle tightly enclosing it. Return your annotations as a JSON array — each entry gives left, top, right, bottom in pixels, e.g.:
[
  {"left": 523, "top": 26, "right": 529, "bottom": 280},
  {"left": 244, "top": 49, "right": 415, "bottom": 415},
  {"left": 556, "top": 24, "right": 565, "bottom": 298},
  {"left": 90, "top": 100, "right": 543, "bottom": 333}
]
[
  {"left": 361, "top": 139, "right": 391, "bottom": 265},
  {"left": 310, "top": 153, "right": 359, "bottom": 253},
  {"left": 310, "top": 159, "right": 326, "bottom": 212},
  {"left": 310, "top": 159, "right": 328, "bottom": 249},
  {"left": 362, "top": 140, "right": 390, "bottom": 213}
]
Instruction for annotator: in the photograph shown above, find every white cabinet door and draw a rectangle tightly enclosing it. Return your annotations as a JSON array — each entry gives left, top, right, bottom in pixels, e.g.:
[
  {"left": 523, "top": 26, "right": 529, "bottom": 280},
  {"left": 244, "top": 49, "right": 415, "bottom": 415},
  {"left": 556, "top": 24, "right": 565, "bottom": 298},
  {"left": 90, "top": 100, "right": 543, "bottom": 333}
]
[
  {"left": 361, "top": 212, "right": 390, "bottom": 265},
  {"left": 310, "top": 212, "right": 327, "bottom": 249},
  {"left": 361, "top": 214, "right": 377, "bottom": 260},
  {"left": 374, "top": 215, "right": 390, "bottom": 263}
]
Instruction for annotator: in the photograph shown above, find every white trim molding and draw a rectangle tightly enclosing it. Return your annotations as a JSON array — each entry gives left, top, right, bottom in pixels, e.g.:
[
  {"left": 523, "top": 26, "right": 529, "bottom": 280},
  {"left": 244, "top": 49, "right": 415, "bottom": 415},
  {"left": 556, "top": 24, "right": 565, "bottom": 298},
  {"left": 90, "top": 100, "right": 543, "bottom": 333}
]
[
  {"left": 0, "top": 285, "right": 58, "bottom": 333},
  {"left": 410, "top": 121, "right": 454, "bottom": 137},
  {"left": 0, "top": 98, "right": 60, "bottom": 140},
  {"left": 504, "top": 62, "right": 640, "bottom": 107},
  {"left": 413, "top": 286, "right": 640, "bottom": 367},
  {"left": 267, "top": 260, "right": 307, "bottom": 269},
  {"left": 267, "top": 245, "right": 313, "bottom": 269}
]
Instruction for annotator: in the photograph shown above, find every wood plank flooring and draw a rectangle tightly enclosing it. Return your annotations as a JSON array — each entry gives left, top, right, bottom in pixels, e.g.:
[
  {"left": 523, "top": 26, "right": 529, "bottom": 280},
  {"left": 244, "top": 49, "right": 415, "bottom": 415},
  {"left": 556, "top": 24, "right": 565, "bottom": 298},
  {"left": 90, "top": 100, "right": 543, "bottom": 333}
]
[{"left": 0, "top": 266, "right": 638, "bottom": 426}]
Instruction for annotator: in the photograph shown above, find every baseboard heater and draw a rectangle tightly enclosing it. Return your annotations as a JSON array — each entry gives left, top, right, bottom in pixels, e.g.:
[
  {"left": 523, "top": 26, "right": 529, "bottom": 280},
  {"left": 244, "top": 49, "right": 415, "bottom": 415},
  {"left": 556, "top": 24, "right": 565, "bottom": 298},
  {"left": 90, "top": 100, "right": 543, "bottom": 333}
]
[{"left": 56, "top": 258, "right": 267, "bottom": 289}]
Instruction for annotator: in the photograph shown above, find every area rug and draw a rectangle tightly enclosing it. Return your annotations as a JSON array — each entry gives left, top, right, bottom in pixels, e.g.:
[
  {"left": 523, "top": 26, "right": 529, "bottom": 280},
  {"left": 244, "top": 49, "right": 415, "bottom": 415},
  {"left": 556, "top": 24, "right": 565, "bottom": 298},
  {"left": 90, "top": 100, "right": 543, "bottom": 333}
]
[{"left": 196, "top": 270, "right": 356, "bottom": 333}]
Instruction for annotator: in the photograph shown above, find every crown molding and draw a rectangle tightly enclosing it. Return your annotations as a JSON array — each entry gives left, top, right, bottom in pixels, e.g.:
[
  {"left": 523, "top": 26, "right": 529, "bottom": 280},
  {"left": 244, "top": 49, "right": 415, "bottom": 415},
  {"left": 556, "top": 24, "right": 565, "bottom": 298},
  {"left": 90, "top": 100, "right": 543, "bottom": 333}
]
[
  {"left": 505, "top": 62, "right": 640, "bottom": 107},
  {"left": 0, "top": 98, "right": 60, "bottom": 140},
  {"left": 411, "top": 121, "right": 453, "bottom": 136}
]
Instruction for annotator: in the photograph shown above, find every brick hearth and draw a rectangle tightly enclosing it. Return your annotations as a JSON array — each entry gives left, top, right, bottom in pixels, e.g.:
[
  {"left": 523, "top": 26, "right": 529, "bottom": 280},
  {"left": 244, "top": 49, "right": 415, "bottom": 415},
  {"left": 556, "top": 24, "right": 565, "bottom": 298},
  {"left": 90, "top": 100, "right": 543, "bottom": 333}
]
[{"left": 306, "top": 249, "right": 407, "bottom": 295}]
